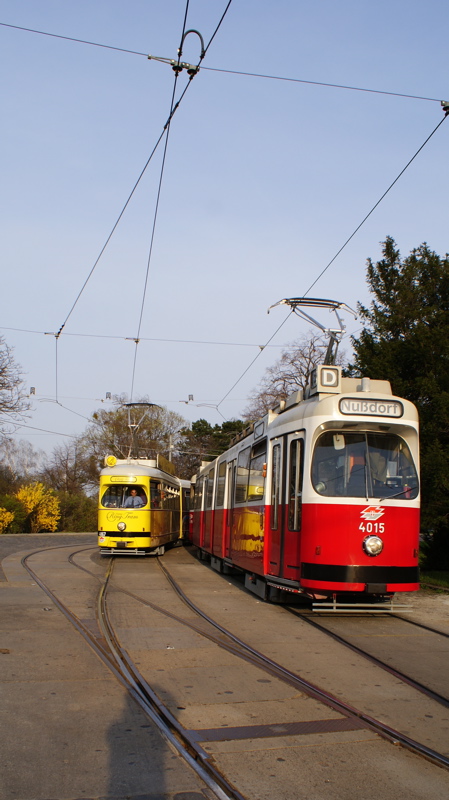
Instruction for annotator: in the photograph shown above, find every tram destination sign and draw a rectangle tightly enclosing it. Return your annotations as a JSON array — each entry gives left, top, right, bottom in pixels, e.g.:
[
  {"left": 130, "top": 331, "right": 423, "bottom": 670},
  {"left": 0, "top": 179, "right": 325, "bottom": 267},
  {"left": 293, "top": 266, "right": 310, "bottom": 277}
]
[{"left": 339, "top": 398, "right": 403, "bottom": 418}]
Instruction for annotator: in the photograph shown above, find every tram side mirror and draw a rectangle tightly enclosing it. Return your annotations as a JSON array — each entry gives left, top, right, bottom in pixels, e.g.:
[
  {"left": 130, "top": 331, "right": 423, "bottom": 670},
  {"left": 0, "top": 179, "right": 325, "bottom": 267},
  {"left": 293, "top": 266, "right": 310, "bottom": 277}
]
[{"left": 333, "top": 434, "right": 345, "bottom": 450}]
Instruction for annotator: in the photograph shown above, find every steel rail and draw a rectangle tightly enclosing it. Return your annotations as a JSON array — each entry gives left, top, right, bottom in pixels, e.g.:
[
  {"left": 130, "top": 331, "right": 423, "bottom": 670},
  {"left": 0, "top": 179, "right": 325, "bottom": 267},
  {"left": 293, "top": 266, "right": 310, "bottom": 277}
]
[
  {"left": 391, "top": 614, "right": 449, "bottom": 639},
  {"left": 98, "top": 561, "right": 245, "bottom": 800},
  {"left": 30, "top": 544, "right": 449, "bottom": 773},
  {"left": 285, "top": 606, "right": 449, "bottom": 707},
  {"left": 21, "top": 546, "right": 242, "bottom": 800},
  {"left": 155, "top": 555, "right": 449, "bottom": 772}
]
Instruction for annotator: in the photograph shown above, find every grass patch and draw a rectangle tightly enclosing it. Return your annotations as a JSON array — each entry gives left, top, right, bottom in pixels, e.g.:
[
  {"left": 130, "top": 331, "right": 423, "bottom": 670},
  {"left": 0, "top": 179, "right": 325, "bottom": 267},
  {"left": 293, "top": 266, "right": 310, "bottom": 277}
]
[{"left": 420, "top": 571, "right": 449, "bottom": 589}]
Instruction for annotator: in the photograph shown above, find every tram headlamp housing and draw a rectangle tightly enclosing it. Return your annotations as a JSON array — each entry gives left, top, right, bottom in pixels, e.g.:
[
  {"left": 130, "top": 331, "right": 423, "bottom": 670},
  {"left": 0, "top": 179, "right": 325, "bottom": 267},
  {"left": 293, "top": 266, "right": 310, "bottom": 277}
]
[
  {"left": 117, "top": 521, "right": 126, "bottom": 532},
  {"left": 363, "top": 535, "right": 384, "bottom": 557}
]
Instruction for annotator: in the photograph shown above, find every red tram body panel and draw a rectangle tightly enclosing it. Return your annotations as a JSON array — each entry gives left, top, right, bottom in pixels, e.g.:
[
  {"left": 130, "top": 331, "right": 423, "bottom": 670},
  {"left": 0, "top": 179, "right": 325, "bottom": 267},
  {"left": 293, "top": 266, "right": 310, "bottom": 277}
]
[{"left": 190, "top": 367, "right": 420, "bottom": 606}]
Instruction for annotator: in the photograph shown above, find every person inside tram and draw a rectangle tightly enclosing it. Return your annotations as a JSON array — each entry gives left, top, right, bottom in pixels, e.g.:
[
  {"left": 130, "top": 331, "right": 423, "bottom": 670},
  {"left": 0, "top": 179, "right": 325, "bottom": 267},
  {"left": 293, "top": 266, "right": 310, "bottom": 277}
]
[
  {"left": 369, "top": 450, "right": 388, "bottom": 488},
  {"left": 124, "top": 488, "right": 145, "bottom": 508}
]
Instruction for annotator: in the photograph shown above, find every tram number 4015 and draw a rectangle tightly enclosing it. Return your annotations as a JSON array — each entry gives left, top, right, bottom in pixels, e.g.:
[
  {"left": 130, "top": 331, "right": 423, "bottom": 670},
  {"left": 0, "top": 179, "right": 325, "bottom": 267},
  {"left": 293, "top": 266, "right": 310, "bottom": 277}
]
[{"left": 359, "top": 522, "right": 385, "bottom": 533}]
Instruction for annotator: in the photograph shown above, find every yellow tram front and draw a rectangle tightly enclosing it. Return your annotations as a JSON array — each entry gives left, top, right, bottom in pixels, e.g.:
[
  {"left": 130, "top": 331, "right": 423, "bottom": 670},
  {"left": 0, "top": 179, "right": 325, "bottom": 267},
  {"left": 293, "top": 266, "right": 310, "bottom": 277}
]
[{"left": 98, "top": 455, "right": 184, "bottom": 555}]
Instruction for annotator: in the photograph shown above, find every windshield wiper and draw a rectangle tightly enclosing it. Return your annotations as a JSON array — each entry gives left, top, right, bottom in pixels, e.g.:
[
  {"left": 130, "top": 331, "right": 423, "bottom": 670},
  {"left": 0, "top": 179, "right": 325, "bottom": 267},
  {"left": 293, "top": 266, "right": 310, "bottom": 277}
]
[{"left": 379, "top": 484, "right": 419, "bottom": 502}]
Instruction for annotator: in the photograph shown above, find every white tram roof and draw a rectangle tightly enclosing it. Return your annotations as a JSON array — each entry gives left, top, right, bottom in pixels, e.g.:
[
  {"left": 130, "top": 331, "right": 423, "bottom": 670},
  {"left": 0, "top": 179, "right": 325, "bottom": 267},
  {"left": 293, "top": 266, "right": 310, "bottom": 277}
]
[
  {"left": 100, "top": 457, "right": 182, "bottom": 484},
  {"left": 194, "top": 370, "right": 419, "bottom": 478}
]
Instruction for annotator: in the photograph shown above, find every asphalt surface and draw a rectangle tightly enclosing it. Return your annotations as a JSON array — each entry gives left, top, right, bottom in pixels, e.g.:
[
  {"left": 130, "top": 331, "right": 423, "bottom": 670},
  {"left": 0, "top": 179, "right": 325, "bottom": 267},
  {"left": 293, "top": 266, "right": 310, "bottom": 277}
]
[
  {"left": 2, "top": 534, "right": 449, "bottom": 800},
  {"left": 0, "top": 534, "right": 212, "bottom": 800}
]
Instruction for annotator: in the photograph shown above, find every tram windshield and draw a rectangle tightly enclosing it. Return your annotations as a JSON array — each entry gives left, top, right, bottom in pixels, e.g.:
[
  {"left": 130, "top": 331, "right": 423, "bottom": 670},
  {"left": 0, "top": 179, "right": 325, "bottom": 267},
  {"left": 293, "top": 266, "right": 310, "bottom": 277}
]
[
  {"left": 312, "top": 432, "right": 418, "bottom": 499},
  {"left": 101, "top": 485, "right": 148, "bottom": 508}
]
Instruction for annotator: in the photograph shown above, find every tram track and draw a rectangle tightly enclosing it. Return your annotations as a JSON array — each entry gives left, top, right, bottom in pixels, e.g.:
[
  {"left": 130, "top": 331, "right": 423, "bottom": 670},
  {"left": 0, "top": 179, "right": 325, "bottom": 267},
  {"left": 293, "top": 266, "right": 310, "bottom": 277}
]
[
  {"left": 284, "top": 606, "right": 449, "bottom": 709},
  {"left": 21, "top": 545, "right": 243, "bottom": 800},
  {"left": 20, "top": 544, "right": 449, "bottom": 783},
  {"left": 150, "top": 556, "right": 449, "bottom": 772}
]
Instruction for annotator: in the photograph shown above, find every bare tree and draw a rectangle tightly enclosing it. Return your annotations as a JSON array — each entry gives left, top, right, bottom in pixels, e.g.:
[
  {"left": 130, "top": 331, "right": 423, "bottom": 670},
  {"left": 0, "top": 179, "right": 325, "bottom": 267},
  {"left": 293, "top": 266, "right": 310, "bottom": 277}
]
[
  {"left": 40, "top": 441, "right": 88, "bottom": 494},
  {"left": 243, "top": 333, "right": 344, "bottom": 420},
  {"left": 0, "top": 337, "right": 30, "bottom": 434},
  {"left": 74, "top": 397, "right": 189, "bottom": 493},
  {"left": 0, "top": 438, "right": 44, "bottom": 483}
]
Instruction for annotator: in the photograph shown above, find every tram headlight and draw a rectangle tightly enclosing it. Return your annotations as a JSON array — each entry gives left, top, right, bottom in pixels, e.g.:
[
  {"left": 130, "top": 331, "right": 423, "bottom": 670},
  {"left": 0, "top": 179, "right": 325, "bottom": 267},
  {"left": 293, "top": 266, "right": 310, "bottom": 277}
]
[
  {"left": 117, "top": 521, "right": 126, "bottom": 532},
  {"left": 363, "top": 535, "right": 383, "bottom": 557}
]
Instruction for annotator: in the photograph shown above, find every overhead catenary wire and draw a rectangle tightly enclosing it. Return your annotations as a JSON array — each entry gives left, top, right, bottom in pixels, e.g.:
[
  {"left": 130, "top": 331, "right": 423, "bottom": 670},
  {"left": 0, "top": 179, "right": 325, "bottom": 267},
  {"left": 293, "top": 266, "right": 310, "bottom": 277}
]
[
  {"left": 0, "top": 21, "right": 443, "bottom": 104},
  {"left": 1, "top": 10, "right": 446, "bottom": 435},
  {"left": 0, "top": 325, "right": 287, "bottom": 348},
  {"left": 303, "top": 111, "right": 449, "bottom": 296},
  {"left": 0, "top": 418, "right": 75, "bottom": 438},
  {"left": 128, "top": 0, "right": 234, "bottom": 400},
  {"left": 128, "top": 4, "right": 190, "bottom": 401},
  {"left": 50, "top": 2, "right": 233, "bottom": 351},
  {"left": 215, "top": 108, "right": 449, "bottom": 414}
]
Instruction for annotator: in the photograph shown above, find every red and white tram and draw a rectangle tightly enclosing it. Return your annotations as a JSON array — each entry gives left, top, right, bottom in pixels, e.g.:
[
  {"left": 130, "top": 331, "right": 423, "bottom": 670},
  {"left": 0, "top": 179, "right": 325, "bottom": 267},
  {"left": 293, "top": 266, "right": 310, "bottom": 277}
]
[{"left": 189, "top": 365, "right": 420, "bottom": 609}]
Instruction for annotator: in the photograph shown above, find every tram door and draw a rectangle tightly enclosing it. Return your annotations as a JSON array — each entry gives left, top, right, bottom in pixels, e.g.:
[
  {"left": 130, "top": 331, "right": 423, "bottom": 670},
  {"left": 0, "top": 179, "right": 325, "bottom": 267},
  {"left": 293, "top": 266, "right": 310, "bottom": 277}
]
[
  {"left": 267, "top": 434, "right": 304, "bottom": 579},
  {"left": 224, "top": 459, "right": 236, "bottom": 559},
  {"left": 266, "top": 437, "right": 284, "bottom": 576},
  {"left": 282, "top": 434, "right": 304, "bottom": 582},
  {"left": 203, "top": 466, "right": 215, "bottom": 551}
]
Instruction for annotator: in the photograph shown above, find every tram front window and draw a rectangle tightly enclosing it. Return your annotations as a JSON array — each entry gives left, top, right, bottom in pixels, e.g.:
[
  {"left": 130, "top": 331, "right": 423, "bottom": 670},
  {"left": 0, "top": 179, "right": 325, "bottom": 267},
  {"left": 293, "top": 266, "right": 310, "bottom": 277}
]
[
  {"left": 101, "top": 485, "right": 147, "bottom": 508},
  {"left": 312, "top": 432, "right": 418, "bottom": 499}
]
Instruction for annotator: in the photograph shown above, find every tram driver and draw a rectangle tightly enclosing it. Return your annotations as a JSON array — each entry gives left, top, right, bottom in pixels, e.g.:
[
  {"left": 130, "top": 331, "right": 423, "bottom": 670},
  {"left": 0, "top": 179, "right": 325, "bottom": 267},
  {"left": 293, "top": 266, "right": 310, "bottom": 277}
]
[{"left": 124, "top": 488, "right": 145, "bottom": 508}]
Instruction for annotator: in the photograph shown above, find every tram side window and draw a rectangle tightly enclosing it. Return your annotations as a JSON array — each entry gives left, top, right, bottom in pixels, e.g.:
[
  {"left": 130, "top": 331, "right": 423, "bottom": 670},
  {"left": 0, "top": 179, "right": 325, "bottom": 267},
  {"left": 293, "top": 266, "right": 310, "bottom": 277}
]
[
  {"left": 215, "top": 461, "right": 227, "bottom": 507},
  {"left": 205, "top": 468, "right": 215, "bottom": 510},
  {"left": 157, "top": 483, "right": 180, "bottom": 510},
  {"left": 150, "top": 482, "right": 162, "bottom": 508},
  {"left": 195, "top": 476, "right": 204, "bottom": 510},
  {"left": 235, "top": 447, "right": 251, "bottom": 503},
  {"left": 247, "top": 440, "right": 267, "bottom": 501},
  {"left": 271, "top": 444, "right": 281, "bottom": 530},
  {"left": 289, "top": 439, "right": 304, "bottom": 531}
]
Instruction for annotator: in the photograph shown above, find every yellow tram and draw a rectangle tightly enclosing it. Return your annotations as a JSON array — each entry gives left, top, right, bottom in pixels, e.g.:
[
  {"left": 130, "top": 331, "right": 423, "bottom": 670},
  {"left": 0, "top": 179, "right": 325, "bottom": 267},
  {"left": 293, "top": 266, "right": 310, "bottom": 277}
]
[{"left": 98, "top": 454, "right": 189, "bottom": 555}]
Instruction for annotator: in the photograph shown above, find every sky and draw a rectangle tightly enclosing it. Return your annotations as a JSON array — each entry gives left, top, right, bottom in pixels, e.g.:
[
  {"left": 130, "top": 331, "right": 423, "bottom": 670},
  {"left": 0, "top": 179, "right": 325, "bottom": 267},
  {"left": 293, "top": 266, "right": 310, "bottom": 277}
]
[{"left": 1, "top": 0, "right": 448, "bottom": 456}]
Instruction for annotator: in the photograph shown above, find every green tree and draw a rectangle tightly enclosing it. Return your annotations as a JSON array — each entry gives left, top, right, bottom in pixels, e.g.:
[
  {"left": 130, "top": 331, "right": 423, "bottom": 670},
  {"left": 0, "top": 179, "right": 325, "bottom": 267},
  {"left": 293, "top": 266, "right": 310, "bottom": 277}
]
[
  {"left": 349, "top": 236, "right": 449, "bottom": 567},
  {"left": 0, "top": 494, "right": 27, "bottom": 533},
  {"left": 177, "top": 419, "right": 246, "bottom": 478},
  {"left": 56, "top": 491, "right": 97, "bottom": 532}
]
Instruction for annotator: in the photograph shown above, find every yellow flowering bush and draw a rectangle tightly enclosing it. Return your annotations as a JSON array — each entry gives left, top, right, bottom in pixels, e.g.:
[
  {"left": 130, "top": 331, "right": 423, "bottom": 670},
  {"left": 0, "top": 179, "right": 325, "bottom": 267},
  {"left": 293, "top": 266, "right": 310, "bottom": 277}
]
[
  {"left": 0, "top": 508, "right": 14, "bottom": 533},
  {"left": 15, "top": 482, "right": 60, "bottom": 533}
]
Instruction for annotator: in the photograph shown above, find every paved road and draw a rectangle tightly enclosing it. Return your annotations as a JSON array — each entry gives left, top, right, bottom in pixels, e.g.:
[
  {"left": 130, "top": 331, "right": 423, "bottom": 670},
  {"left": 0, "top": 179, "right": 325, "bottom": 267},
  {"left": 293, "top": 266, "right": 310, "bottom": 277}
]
[
  {"left": 0, "top": 534, "right": 212, "bottom": 800},
  {"left": 2, "top": 535, "right": 449, "bottom": 800}
]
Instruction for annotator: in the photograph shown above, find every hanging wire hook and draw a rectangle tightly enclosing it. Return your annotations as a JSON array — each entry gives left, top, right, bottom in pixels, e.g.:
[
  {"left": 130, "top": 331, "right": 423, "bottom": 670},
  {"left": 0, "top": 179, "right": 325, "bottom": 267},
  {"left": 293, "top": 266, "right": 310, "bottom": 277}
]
[{"left": 171, "top": 29, "right": 205, "bottom": 75}]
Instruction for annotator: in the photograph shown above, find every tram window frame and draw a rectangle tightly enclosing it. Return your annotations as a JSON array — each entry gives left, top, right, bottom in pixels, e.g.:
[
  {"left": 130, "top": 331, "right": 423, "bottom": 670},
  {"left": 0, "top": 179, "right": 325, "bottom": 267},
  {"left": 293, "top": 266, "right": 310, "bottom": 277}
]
[
  {"left": 235, "top": 446, "right": 251, "bottom": 504},
  {"left": 288, "top": 438, "right": 304, "bottom": 531},
  {"left": 247, "top": 439, "right": 267, "bottom": 502},
  {"left": 101, "top": 484, "right": 147, "bottom": 508},
  {"left": 235, "top": 442, "right": 267, "bottom": 504},
  {"left": 270, "top": 443, "right": 281, "bottom": 530},
  {"left": 195, "top": 476, "right": 204, "bottom": 510},
  {"left": 205, "top": 467, "right": 215, "bottom": 510},
  {"left": 215, "top": 461, "right": 227, "bottom": 507}
]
